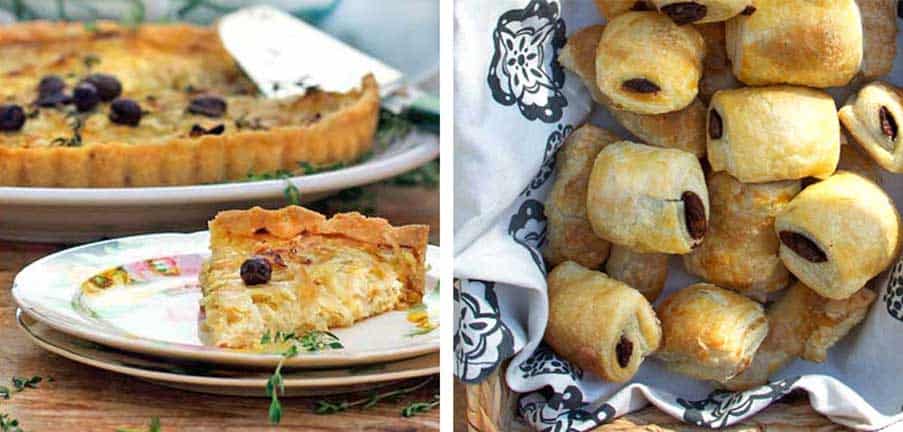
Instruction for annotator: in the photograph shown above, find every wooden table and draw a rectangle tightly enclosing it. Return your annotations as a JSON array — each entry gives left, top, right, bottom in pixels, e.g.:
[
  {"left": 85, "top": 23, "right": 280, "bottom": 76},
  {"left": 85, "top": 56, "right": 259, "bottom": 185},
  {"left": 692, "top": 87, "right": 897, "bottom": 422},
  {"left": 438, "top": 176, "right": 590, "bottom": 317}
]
[{"left": 0, "top": 181, "right": 439, "bottom": 432}]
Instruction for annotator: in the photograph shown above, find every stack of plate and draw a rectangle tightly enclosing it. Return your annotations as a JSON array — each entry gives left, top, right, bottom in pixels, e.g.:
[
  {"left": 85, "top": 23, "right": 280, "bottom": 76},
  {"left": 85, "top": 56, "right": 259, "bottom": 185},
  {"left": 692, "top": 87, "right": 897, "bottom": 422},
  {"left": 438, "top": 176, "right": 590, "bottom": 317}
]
[{"left": 12, "top": 232, "right": 439, "bottom": 397}]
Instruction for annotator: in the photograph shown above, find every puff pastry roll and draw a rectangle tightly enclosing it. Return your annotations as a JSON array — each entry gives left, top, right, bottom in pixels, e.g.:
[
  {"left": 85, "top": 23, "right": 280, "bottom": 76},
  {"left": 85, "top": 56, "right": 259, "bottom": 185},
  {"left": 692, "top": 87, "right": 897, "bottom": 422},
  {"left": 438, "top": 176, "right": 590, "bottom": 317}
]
[
  {"left": 725, "top": 0, "right": 863, "bottom": 88},
  {"left": 652, "top": 0, "right": 753, "bottom": 25},
  {"left": 593, "top": 0, "right": 654, "bottom": 19},
  {"left": 696, "top": 23, "right": 740, "bottom": 104},
  {"left": 587, "top": 141, "right": 709, "bottom": 254},
  {"left": 656, "top": 283, "right": 768, "bottom": 382},
  {"left": 595, "top": 12, "right": 705, "bottom": 115},
  {"left": 837, "top": 138, "right": 882, "bottom": 185},
  {"left": 558, "top": 25, "right": 706, "bottom": 156},
  {"left": 544, "top": 125, "right": 618, "bottom": 268},
  {"left": 683, "top": 172, "right": 799, "bottom": 300},
  {"left": 723, "top": 282, "right": 877, "bottom": 390},
  {"left": 605, "top": 245, "right": 669, "bottom": 302},
  {"left": 707, "top": 86, "right": 840, "bottom": 183},
  {"left": 839, "top": 81, "right": 903, "bottom": 173},
  {"left": 857, "top": 0, "right": 897, "bottom": 79},
  {"left": 546, "top": 261, "right": 662, "bottom": 382},
  {"left": 775, "top": 171, "right": 900, "bottom": 300}
]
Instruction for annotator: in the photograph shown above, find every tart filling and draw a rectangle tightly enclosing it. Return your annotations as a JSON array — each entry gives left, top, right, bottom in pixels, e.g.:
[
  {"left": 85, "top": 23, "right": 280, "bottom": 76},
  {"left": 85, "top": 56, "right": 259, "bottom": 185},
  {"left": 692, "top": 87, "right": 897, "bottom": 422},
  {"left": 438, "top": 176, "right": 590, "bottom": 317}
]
[
  {"left": 0, "top": 22, "right": 379, "bottom": 187},
  {"left": 199, "top": 206, "right": 429, "bottom": 350}
]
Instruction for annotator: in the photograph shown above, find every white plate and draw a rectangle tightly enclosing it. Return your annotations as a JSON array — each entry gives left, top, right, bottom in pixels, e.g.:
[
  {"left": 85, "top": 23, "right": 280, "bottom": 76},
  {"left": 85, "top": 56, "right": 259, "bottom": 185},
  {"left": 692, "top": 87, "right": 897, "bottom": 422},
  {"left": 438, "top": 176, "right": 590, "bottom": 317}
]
[
  {"left": 17, "top": 310, "right": 437, "bottom": 397},
  {"left": 12, "top": 231, "right": 440, "bottom": 368},
  {"left": 0, "top": 131, "right": 437, "bottom": 243}
]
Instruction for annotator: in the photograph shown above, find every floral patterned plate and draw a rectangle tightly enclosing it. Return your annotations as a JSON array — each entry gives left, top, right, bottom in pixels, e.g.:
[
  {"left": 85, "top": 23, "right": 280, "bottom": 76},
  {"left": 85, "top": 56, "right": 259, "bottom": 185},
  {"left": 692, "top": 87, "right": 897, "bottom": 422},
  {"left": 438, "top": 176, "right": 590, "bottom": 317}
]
[
  {"left": 17, "top": 310, "right": 437, "bottom": 397},
  {"left": 12, "top": 232, "right": 440, "bottom": 368}
]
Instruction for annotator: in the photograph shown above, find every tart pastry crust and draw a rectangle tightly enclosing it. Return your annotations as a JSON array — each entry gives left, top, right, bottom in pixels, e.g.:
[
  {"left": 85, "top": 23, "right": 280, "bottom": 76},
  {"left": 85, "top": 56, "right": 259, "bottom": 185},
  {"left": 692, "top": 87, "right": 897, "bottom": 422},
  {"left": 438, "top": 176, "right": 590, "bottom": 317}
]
[
  {"left": 725, "top": 0, "right": 863, "bottom": 88},
  {"left": 546, "top": 261, "right": 662, "bottom": 383},
  {"left": 200, "top": 206, "right": 429, "bottom": 349},
  {"left": 774, "top": 171, "right": 900, "bottom": 300},
  {"left": 839, "top": 81, "right": 903, "bottom": 173},
  {"left": 587, "top": 141, "right": 709, "bottom": 254},
  {"left": 0, "top": 22, "right": 379, "bottom": 187},
  {"left": 656, "top": 283, "right": 768, "bottom": 383},
  {"left": 559, "top": 25, "right": 706, "bottom": 156},
  {"left": 723, "top": 282, "right": 876, "bottom": 390},
  {"left": 595, "top": 12, "right": 705, "bottom": 115},
  {"left": 544, "top": 124, "right": 617, "bottom": 269},
  {"left": 707, "top": 86, "right": 840, "bottom": 183},
  {"left": 683, "top": 172, "right": 800, "bottom": 301}
]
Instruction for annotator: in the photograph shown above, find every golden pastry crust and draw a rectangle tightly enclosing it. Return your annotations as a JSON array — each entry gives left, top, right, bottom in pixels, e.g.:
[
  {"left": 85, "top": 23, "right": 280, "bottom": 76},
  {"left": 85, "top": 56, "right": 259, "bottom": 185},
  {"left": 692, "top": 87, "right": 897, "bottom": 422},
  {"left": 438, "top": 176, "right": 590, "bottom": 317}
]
[
  {"left": 857, "top": 0, "right": 897, "bottom": 79},
  {"left": 695, "top": 23, "right": 740, "bottom": 104},
  {"left": 200, "top": 206, "right": 429, "bottom": 349},
  {"left": 595, "top": 12, "right": 705, "bottom": 115},
  {"left": 587, "top": 141, "right": 709, "bottom": 254},
  {"left": 683, "top": 172, "right": 800, "bottom": 300},
  {"left": 656, "top": 283, "right": 768, "bottom": 382},
  {"left": 725, "top": 0, "right": 863, "bottom": 88},
  {"left": 723, "top": 282, "right": 876, "bottom": 390},
  {"left": 593, "top": 0, "right": 655, "bottom": 19},
  {"left": 544, "top": 125, "right": 617, "bottom": 268},
  {"left": 546, "top": 261, "right": 662, "bottom": 382},
  {"left": 558, "top": 25, "right": 706, "bottom": 156},
  {"left": 839, "top": 81, "right": 903, "bottom": 173},
  {"left": 653, "top": 0, "right": 752, "bottom": 24},
  {"left": 707, "top": 86, "right": 840, "bottom": 183},
  {"left": 605, "top": 245, "right": 669, "bottom": 302},
  {"left": 0, "top": 21, "right": 379, "bottom": 187},
  {"left": 775, "top": 171, "right": 900, "bottom": 300},
  {"left": 836, "top": 135, "right": 883, "bottom": 185}
]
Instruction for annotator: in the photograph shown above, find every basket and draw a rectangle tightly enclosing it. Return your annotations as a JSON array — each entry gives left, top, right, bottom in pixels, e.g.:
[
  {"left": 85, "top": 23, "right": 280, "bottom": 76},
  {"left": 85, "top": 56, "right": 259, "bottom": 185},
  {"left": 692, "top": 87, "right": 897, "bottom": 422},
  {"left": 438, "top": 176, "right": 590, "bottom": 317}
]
[{"left": 459, "top": 366, "right": 850, "bottom": 431}]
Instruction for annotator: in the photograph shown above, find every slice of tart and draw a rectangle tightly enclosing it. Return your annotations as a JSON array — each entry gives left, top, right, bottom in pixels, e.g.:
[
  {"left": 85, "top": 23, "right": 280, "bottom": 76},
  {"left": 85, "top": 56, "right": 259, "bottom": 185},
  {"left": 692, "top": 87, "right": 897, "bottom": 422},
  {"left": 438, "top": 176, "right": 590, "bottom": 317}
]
[
  {"left": 0, "top": 21, "right": 378, "bottom": 187},
  {"left": 199, "top": 206, "right": 429, "bottom": 349}
]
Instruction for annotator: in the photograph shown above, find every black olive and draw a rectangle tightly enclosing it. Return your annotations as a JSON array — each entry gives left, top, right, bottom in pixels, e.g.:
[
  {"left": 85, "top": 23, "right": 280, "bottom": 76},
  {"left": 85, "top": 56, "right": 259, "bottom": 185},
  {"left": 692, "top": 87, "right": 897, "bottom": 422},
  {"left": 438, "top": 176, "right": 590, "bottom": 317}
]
[
  {"left": 109, "top": 98, "right": 142, "bottom": 126},
  {"left": 189, "top": 123, "right": 225, "bottom": 137},
  {"left": 187, "top": 95, "right": 227, "bottom": 118},
  {"left": 0, "top": 104, "right": 26, "bottom": 132},
  {"left": 73, "top": 82, "right": 100, "bottom": 112},
  {"left": 84, "top": 73, "right": 122, "bottom": 101},
  {"left": 35, "top": 92, "right": 73, "bottom": 107},
  {"left": 38, "top": 75, "right": 66, "bottom": 96},
  {"left": 240, "top": 257, "right": 272, "bottom": 285}
]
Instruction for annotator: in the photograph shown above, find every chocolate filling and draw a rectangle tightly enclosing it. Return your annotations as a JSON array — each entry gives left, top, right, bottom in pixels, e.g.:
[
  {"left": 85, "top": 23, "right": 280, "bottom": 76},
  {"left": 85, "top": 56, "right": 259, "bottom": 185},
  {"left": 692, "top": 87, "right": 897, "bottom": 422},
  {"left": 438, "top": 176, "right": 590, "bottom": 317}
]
[
  {"left": 779, "top": 231, "right": 827, "bottom": 263},
  {"left": 682, "top": 191, "right": 707, "bottom": 240}
]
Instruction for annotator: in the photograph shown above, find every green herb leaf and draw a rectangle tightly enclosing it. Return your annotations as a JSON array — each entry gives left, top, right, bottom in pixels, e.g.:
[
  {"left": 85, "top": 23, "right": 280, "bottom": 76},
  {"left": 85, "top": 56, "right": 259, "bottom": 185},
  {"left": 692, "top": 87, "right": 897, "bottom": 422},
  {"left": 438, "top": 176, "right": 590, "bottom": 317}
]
[
  {"left": 312, "top": 377, "right": 435, "bottom": 416},
  {"left": 0, "top": 413, "right": 23, "bottom": 432},
  {"left": 11, "top": 376, "right": 42, "bottom": 392},
  {"left": 0, "top": 386, "right": 9, "bottom": 400},
  {"left": 401, "top": 395, "right": 440, "bottom": 417},
  {"left": 390, "top": 160, "right": 439, "bottom": 188},
  {"left": 283, "top": 183, "right": 301, "bottom": 206}
]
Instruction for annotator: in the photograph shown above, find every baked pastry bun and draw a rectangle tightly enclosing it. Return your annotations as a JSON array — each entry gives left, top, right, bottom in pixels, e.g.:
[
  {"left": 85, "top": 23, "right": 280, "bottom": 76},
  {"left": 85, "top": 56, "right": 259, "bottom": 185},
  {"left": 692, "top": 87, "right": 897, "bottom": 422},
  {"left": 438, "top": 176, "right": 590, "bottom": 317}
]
[
  {"left": 593, "top": 0, "right": 654, "bottom": 19},
  {"left": 707, "top": 86, "right": 840, "bottom": 183},
  {"left": 544, "top": 125, "right": 617, "bottom": 268},
  {"left": 595, "top": 12, "right": 705, "bottom": 114},
  {"left": 696, "top": 23, "right": 741, "bottom": 104},
  {"left": 839, "top": 81, "right": 903, "bottom": 173},
  {"left": 683, "top": 172, "right": 799, "bottom": 300},
  {"left": 725, "top": 0, "right": 863, "bottom": 87},
  {"left": 652, "top": 0, "right": 753, "bottom": 25},
  {"left": 587, "top": 141, "right": 709, "bottom": 254},
  {"left": 775, "top": 171, "right": 901, "bottom": 300},
  {"left": 723, "top": 282, "right": 876, "bottom": 390},
  {"left": 605, "top": 245, "right": 669, "bottom": 302},
  {"left": 656, "top": 283, "right": 768, "bottom": 382},
  {"left": 558, "top": 25, "right": 706, "bottom": 156},
  {"left": 546, "top": 261, "right": 662, "bottom": 382},
  {"left": 836, "top": 136, "right": 883, "bottom": 185},
  {"left": 858, "top": 0, "right": 897, "bottom": 79}
]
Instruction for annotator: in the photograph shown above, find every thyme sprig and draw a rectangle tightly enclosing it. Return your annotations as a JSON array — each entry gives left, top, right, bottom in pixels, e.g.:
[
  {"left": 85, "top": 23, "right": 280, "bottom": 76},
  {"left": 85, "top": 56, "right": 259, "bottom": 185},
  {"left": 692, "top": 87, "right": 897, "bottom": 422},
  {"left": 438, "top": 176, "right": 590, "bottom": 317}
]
[
  {"left": 263, "top": 330, "right": 344, "bottom": 424},
  {"left": 115, "top": 417, "right": 161, "bottom": 432},
  {"left": 312, "top": 377, "right": 436, "bottom": 415},
  {"left": 0, "top": 413, "right": 23, "bottom": 432},
  {"left": 401, "top": 394, "right": 440, "bottom": 417}
]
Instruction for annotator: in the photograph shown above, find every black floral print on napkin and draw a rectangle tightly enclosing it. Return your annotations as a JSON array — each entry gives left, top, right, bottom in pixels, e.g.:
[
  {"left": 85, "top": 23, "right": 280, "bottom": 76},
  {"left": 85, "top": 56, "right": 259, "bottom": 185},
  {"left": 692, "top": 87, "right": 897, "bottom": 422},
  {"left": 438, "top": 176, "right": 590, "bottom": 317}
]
[
  {"left": 676, "top": 377, "right": 801, "bottom": 428},
  {"left": 454, "top": 280, "right": 515, "bottom": 383},
  {"left": 508, "top": 199, "right": 548, "bottom": 274},
  {"left": 883, "top": 260, "right": 903, "bottom": 322},
  {"left": 519, "top": 385, "right": 616, "bottom": 432},
  {"left": 487, "top": 0, "right": 567, "bottom": 123}
]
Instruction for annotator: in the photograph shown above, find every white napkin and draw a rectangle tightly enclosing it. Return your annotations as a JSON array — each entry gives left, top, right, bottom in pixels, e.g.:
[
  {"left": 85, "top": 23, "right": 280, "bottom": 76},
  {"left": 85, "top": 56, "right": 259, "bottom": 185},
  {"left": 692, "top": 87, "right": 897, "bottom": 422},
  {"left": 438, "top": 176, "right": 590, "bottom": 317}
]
[{"left": 454, "top": 1, "right": 903, "bottom": 430}]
